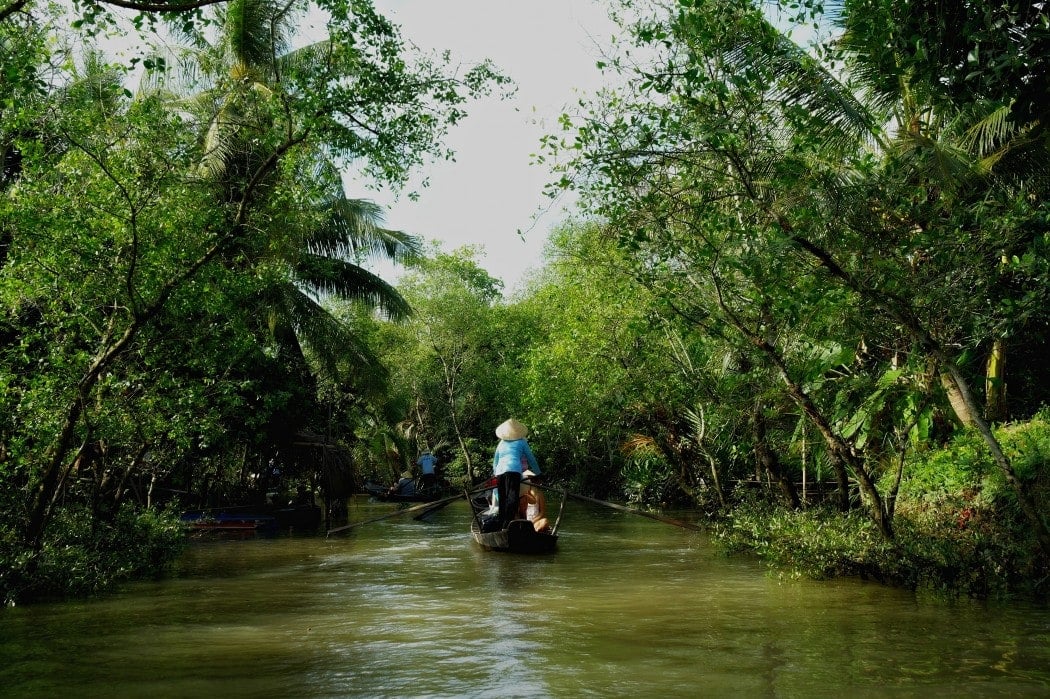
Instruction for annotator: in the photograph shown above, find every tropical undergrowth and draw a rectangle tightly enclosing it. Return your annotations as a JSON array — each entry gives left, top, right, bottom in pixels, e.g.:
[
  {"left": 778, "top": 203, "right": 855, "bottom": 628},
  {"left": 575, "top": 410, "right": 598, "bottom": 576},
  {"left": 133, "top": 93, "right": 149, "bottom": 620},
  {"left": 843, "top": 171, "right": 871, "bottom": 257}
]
[
  {"left": 0, "top": 504, "right": 185, "bottom": 605},
  {"left": 712, "top": 412, "right": 1050, "bottom": 600}
]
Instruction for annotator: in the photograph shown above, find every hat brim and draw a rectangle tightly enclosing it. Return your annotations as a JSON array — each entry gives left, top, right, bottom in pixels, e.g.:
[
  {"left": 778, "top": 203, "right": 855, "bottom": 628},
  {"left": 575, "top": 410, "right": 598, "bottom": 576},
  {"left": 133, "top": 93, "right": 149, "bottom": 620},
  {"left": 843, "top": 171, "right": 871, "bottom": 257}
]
[{"left": 496, "top": 418, "right": 528, "bottom": 440}]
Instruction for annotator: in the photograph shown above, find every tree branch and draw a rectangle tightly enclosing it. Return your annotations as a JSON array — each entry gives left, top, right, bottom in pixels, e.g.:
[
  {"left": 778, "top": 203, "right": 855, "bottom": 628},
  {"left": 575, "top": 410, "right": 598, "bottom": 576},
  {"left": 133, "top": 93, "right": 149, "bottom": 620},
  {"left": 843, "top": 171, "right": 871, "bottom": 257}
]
[
  {"left": 0, "top": 0, "right": 30, "bottom": 22},
  {"left": 96, "top": 0, "right": 229, "bottom": 13}
]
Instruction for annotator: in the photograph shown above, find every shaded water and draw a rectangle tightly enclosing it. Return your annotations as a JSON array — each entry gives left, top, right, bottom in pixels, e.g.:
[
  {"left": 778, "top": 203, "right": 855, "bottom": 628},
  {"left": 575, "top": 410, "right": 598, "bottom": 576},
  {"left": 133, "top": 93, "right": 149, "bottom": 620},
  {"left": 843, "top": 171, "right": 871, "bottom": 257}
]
[{"left": 2, "top": 496, "right": 1049, "bottom": 697}]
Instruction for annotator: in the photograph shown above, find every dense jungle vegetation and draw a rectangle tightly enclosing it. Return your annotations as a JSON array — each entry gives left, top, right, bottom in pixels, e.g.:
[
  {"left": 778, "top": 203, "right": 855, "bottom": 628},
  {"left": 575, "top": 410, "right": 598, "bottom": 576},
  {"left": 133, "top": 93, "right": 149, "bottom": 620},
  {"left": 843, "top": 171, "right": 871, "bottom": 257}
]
[{"left": 2, "top": 0, "right": 1049, "bottom": 604}]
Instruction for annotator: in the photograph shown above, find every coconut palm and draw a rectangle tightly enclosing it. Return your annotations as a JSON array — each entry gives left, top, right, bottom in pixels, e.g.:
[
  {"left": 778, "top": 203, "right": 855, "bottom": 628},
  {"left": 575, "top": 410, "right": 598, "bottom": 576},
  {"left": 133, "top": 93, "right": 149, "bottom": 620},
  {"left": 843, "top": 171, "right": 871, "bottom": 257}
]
[
  {"left": 262, "top": 157, "right": 418, "bottom": 386},
  {"left": 172, "top": 0, "right": 419, "bottom": 385}
]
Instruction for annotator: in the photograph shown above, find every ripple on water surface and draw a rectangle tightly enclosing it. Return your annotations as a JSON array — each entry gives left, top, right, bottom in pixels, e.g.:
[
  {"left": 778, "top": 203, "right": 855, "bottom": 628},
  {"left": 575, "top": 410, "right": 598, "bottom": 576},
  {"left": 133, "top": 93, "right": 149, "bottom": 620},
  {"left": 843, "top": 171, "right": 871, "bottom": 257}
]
[{"left": 2, "top": 500, "right": 1049, "bottom": 697}]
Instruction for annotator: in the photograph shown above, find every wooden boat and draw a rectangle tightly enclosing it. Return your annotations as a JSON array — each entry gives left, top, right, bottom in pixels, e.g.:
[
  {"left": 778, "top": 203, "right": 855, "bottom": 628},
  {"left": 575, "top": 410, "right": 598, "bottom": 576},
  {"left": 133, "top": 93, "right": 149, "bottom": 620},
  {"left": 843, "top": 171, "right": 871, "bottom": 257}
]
[
  {"left": 470, "top": 516, "right": 558, "bottom": 553},
  {"left": 467, "top": 486, "right": 564, "bottom": 554},
  {"left": 362, "top": 482, "right": 446, "bottom": 503},
  {"left": 180, "top": 502, "right": 321, "bottom": 535},
  {"left": 180, "top": 511, "right": 279, "bottom": 535}
]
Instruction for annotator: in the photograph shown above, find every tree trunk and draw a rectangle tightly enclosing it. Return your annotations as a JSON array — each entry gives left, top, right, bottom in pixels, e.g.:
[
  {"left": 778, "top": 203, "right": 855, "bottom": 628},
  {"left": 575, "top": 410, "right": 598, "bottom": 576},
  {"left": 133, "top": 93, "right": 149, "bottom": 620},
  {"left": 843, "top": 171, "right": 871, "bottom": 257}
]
[
  {"left": 704, "top": 452, "right": 727, "bottom": 508},
  {"left": 437, "top": 353, "right": 474, "bottom": 481},
  {"left": 941, "top": 371, "right": 978, "bottom": 426},
  {"left": 784, "top": 227, "right": 1050, "bottom": 559},
  {"left": 710, "top": 280, "right": 893, "bottom": 536},
  {"left": 985, "top": 338, "right": 1007, "bottom": 423},
  {"left": 941, "top": 360, "right": 1050, "bottom": 557},
  {"left": 751, "top": 399, "right": 801, "bottom": 509}
]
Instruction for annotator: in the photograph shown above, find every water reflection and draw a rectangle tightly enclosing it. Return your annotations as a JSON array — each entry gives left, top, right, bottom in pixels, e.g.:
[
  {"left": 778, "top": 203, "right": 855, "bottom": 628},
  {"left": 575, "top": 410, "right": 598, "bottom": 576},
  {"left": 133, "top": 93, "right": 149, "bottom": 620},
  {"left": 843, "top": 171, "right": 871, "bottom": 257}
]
[{"left": 1, "top": 497, "right": 1048, "bottom": 698}]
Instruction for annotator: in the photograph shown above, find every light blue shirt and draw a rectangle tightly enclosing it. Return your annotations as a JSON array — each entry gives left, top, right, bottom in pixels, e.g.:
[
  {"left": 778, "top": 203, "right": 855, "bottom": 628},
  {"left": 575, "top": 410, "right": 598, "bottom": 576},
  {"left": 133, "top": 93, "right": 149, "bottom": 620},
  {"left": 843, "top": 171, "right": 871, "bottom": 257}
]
[
  {"left": 417, "top": 452, "right": 436, "bottom": 475},
  {"left": 492, "top": 439, "right": 539, "bottom": 476}
]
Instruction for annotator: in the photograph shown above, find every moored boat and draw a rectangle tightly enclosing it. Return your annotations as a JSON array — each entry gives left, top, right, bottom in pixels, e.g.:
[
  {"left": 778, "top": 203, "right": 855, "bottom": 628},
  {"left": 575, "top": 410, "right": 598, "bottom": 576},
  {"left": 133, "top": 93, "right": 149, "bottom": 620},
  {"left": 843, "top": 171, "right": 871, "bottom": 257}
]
[
  {"left": 180, "top": 511, "right": 279, "bottom": 535},
  {"left": 180, "top": 502, "right": 321, "bottom": 535}
]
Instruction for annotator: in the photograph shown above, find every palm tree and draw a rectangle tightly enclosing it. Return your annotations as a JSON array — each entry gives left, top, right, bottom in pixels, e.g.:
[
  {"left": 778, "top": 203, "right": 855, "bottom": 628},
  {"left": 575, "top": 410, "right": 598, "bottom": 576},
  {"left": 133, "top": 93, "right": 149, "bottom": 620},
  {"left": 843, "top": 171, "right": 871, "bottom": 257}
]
[
  {"left": 161, "top": 0, "right": 423, "bottom": 495},
  {"left": 174, "top": 0, "right": 419, "bottom": 382},
  {"left": 262, "top": 157, "right": 419, "bottom": 386}
]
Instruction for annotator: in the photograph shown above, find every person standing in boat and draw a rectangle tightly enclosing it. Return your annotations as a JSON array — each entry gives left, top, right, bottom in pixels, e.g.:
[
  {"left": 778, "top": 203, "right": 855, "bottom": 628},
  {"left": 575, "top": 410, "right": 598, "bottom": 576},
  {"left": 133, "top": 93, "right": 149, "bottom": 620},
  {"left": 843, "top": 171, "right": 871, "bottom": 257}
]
[
  {"left": 492, "top": 419, "right": 540, "bottom": 526},
  {"left": 417, "top": 450, "right": 437, "bottom": 491},
  {"left": 518, "top": 470, "right": 550, "bottom": 533}
]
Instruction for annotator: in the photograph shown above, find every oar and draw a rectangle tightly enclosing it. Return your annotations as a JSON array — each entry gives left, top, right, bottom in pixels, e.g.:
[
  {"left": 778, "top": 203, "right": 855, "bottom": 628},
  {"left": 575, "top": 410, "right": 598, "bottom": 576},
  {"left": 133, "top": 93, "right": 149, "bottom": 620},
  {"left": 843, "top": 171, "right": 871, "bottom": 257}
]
[
  {"left": 413, "top": 478, "right": 499, "bottom": 521},
  {"left": 412, "top": 493, "right": 466, "bottom": 520},
  {"left": 556, "top": 488, "right": 702, "bottom": 531},
  {"left": 550, "top": 487, "right": 567, "bottom": 535},
  {"left": 414, "top": 482, "right": 500, "bottom": 521},
  {"left": 326, "top": 493, "right": 463, "bottom": 537}
]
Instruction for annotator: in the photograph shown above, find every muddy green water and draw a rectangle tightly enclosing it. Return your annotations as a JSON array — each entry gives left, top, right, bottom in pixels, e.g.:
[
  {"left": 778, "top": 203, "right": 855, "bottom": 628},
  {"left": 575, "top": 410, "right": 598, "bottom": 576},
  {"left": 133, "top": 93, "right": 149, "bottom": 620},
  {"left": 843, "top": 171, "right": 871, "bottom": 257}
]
[{"left": 1, "top": 497, "right": 1049, "bottom": 698}]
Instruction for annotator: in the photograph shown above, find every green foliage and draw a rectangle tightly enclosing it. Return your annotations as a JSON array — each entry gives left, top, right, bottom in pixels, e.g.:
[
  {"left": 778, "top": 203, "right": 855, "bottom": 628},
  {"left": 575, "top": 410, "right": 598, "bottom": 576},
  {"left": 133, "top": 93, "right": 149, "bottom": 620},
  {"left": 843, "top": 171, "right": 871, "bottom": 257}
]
[
  {"left": 0, "top": 0, "right": 508, "bottom": 597},
  {"left": 837, "top": 0, "right": 1050, "bottom": 125},
  {"left": 714, "top": 500, "right": 894, "bottom": 580},
  {"left": 715, "top": 413, "right": 1050, "bottom": 598},
  {"left": 713, "top": 497, "right": 1047, "bottom": 598},
  {"left": 895, "top": 410, "right": 1050, "bottom": 504},
  {"left": 439, "top": 436, "right": 486, "bottom": 486},
  {"left": 334, "top": 245, "right": 510, "bottom": 485},
  {"left": 539, "top": 0, "right": 1050, "bottom": 551},
  {"left": 0, "top": 504, "right": 185, "bottom": 605},
  {"left": 621, "top": 452, "right": 678, "bottom": 505}
]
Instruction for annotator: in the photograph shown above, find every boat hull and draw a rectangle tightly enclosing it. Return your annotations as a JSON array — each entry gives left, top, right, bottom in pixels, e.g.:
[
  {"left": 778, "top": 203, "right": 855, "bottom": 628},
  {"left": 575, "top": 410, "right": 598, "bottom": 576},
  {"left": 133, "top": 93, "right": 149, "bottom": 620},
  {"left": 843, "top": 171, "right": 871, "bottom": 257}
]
[
  {"left": 180, "top": 503, "right": 321, "bottom": 535},
  {"left": 470, "top": 516, "right": 558, "bottom": 554},
  {"left": 180, "top": 512, "right": 279, "bottom": 536}
]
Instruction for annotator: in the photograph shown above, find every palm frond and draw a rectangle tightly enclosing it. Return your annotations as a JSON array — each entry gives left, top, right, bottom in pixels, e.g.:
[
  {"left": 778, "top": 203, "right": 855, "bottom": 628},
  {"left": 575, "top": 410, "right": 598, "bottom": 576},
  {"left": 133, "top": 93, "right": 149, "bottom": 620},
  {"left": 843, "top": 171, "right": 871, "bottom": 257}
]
[
  {"left": 279, "top": 283, "right": 387, "bottom": 383},
  {"left": 717, "top": 12, "right": 886, "bottom": 154},
  {"left": 198, "top": 112, "right": 237, "bottom": 179},
  {"left": 621, "top": 433, "right": 661, "bottom": 457},
  {"left": 61, "top": 52, "right": 125, "bottom": 113},
  {"left": 293, "top": 253, "right": 412, "bottom": 321},
  {"left": 309, "top": 194, "right": 423, "bottom": 264},
  {"left": 277, "top": 39, "right": 335, "bottom": 78},
  {"left": 892, "top": 131, "right": 980, "bottom": 188},
  {"left": 223, "top": 0, "right": 291, "bottom": 75},
  {"left": 961, "top": 104, "right": 1018, "bottom": 158}
]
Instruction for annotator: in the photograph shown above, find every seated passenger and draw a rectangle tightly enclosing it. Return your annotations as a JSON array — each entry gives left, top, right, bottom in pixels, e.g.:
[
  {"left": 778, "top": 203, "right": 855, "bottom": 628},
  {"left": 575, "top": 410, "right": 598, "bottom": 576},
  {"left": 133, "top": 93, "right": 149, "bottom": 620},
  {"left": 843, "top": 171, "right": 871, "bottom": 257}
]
[
  {"left": 389, "top": 470, "right": 416, "bottom": 497},
  {"left": 517, "top": 470, "right": 549, "bottom": 533}
]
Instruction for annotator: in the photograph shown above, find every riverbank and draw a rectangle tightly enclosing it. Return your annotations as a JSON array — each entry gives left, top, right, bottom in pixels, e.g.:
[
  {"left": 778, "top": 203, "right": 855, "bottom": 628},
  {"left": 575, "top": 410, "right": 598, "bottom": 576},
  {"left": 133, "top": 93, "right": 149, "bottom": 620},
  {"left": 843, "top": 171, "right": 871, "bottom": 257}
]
[{"left": 712, "top": 416, "right": 1050, "bottom": 600}]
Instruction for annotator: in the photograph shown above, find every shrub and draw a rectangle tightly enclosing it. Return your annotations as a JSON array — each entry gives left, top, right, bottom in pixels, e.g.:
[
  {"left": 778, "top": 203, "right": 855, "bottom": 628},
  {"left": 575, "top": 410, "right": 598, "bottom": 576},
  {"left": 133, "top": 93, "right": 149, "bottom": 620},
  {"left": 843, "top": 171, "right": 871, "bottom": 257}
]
[
  {"left": 713, "top": 501, "right": 895, "bottom": 582},
  {"left": 0, "top": 503, "right": 185, "bottom": 605},
  {"left": 897, "top": 410, "right": 1050, "bottom": 495},
  {"left": 713, "top": 412, "right": 1050, "bottom": 599}
]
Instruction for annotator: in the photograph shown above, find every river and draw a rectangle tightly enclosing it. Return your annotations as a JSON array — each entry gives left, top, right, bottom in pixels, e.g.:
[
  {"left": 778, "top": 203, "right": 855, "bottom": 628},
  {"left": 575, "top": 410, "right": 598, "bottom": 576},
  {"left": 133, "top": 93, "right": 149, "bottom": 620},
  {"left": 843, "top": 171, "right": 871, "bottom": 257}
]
[{"left": 2, "top": 496, "right": 1048, "bottom": 697}]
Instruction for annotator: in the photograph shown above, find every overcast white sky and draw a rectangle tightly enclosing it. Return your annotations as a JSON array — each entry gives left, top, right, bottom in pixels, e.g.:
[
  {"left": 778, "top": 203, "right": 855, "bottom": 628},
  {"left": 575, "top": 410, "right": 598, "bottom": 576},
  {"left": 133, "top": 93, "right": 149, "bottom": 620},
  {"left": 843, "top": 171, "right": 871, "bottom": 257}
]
[
  {"left": 103, "top": 0, "right": 617, "bottom": 293},
  {"left": 355, "top": 1, "right": 619, "bottom": 293}
]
